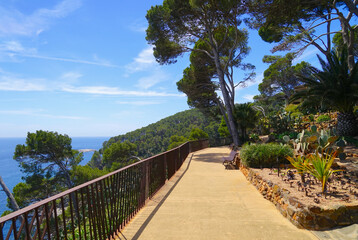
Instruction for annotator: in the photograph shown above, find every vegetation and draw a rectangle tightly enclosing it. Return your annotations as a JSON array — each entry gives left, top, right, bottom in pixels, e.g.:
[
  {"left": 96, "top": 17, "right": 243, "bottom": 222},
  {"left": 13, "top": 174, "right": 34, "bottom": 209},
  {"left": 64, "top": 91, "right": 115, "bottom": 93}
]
[
  {"left": 286, "top": 155, "right": 307, "bottom": 183},
  {"left": 316, "top": 115, "right": 331, "bottom": 123},
  {"left": 303, "top": 152, "right": 341, "bottom": 194},
  {"left": 99, "top": 109, "right": 217, "bottom": 159},
  {"left": 259, "top": 53, "right": 310, "bottom": 105},
  {"left": 102, "top": 141, "right": 138, "bottom": 171},
  {"left": 291, "top": 50, "right": 358, "bottom": 136},
  {"left": 248, "top": 0, "right": 358, "bottom": 71},
  {"left": 9, "top": 131, "right": 81, "bottom": 210},
  {"left": 234, "top": 103, "right": 258, "bottom": 141},
  {"left": 146, "top": 0, "right": 255, "bottom": 146},
  {"left": 240, "top": 143, "right": 293, "bottom": 168}
]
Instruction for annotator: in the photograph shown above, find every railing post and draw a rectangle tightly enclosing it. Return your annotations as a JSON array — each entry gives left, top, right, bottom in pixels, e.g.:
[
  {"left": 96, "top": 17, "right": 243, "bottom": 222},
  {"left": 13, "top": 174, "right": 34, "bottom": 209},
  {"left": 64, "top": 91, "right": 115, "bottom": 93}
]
[
  {"left": 163, "top": 153, "right": 167, "bottom": 181},
  {"left": 145, "top": 161, "right": 150, "bottom": 200}
]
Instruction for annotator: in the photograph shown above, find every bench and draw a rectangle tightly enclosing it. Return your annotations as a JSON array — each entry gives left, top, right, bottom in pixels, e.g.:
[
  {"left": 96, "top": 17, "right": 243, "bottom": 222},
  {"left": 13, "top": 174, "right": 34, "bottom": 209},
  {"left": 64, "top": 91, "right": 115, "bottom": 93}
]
[{"left": 222, "top": 150, "right": 238, "bottom": 169}]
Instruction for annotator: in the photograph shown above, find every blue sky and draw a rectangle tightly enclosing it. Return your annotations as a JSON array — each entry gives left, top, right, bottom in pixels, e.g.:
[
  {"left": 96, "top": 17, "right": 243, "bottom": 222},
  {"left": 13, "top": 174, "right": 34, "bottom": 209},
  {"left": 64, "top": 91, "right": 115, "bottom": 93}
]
[{"left": 0, "top": 0, "right": 322, "bottom": 138}]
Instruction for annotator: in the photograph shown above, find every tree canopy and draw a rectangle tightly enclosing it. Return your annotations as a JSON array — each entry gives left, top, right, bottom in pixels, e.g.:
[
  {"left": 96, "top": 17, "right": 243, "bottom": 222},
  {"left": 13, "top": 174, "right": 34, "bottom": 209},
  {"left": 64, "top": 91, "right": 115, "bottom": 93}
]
[
  {"left": 248, "top": 0, "right": 358, "bottom": 70},
  {"left": 259, "top": 53, "right": 311, "bottom": 105},
  {"left": 146, "top": 0, "right": 255, "bottom": 146}
]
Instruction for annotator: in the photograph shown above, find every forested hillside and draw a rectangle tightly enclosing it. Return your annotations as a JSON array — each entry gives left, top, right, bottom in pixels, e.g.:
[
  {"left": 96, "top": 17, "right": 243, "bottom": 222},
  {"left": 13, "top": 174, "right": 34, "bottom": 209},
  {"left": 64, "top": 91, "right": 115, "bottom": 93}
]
[{"left": 100, "top": 109, "right": 220, "bottom": 158}]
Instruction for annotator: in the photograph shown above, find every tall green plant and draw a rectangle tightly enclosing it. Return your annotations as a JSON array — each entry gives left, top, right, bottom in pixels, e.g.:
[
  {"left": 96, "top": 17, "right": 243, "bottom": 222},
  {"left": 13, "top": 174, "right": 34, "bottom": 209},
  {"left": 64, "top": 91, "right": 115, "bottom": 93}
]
[
  {"left": 304, "top": 152, "right": 340, "bottom": 194},
  {"left": 291, "top": 49, "right": 358, "bottom": 136},
  {"left": 286, "top": 155, "right": 307, "bottom": 183}
]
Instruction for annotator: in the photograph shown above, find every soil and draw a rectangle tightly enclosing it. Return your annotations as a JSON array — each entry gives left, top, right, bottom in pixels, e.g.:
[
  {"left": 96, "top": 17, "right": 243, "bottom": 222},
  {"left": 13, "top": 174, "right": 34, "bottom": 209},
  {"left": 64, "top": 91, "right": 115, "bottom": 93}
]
[
  {"left": 249, "top": 145, "right": 358, "bottom": 208},
  {"left": 252, "top": 168, "right": 358, "bottom": 207}
]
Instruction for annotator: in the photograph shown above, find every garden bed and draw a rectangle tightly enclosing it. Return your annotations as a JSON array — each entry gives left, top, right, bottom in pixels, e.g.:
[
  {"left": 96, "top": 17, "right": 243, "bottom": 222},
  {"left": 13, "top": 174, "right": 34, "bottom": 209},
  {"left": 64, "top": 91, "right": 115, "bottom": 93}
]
[{"left": 240, "top": 164, "right": 358, "bottom": 230}]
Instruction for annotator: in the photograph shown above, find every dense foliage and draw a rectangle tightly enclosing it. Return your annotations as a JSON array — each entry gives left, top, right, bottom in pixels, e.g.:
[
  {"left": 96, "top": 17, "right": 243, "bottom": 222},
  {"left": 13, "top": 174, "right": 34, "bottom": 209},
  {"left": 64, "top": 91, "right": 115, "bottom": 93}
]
[
  {"left": 7, "top": 131, "right": 83, "bottom": 211},
  {"left": 240, "top": 143, "right": 293, "bottom": 168},
  {"left": 291, "top": 49, "right": 358, "bottom": 136},
  {"left": 100, "top": 109, "right": 219, "bottom": 159},
  {"left": 146, "top": 0, "right": 255, "bottom": 146}
]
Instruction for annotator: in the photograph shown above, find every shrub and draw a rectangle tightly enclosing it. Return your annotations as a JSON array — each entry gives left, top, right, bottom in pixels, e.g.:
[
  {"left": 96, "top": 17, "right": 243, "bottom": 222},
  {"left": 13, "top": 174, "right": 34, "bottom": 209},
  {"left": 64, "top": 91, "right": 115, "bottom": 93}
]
[
  {"left": 249, "top": 133, "right": 260, "bottom": 143},
  {"left": 240, "top": 143, "right": 293, "bottom": 168},
  {"left": 316, "top": 114, "right": 331, "bottom": 123},
  {"left": 308, "top": 114, "right": 315, "bottom": 122}
]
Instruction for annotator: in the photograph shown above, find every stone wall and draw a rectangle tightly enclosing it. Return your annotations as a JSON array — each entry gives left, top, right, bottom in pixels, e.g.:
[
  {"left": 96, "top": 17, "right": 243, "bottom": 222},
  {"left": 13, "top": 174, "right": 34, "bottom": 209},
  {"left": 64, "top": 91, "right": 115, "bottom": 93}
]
[{"left": 240, "top": 165, "right": 358, "bottom": 230}]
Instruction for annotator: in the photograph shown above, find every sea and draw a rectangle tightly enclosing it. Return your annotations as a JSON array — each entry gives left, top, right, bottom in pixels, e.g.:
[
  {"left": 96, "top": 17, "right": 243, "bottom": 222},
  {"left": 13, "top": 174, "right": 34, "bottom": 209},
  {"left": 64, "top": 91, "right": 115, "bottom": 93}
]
[{"left": 0, "top": 137, "right": 109, "bottom": 217}]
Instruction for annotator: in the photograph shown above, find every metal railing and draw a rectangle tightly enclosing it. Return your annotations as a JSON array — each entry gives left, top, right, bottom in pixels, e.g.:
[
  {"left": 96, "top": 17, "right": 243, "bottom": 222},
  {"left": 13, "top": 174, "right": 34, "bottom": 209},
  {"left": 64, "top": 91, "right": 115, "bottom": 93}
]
[
  {"left": 209, "top": 137, "right": 233, "bottom": 147},
  {"left": 0, "top": 140, "right": 208, "bottom": 240}
]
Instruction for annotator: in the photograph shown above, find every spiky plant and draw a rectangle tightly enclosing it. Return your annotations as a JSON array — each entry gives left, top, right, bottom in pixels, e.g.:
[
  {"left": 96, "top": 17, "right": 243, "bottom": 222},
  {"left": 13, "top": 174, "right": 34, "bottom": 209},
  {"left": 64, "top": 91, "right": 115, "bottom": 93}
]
[
  {"left": 304, "top": 152, "right": 340, "bottom": 194},
  {"left": 291, "top": 49, "right": 358, "bottom": 136},
  {"left": 286, "top": 155, "right": 307, "bottom": 183}
]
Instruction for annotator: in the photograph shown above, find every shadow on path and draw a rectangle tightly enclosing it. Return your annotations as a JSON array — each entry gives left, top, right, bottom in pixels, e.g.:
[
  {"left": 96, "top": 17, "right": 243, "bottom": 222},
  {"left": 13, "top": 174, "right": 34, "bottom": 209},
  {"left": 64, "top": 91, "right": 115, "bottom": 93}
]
[{"left": 125, "top": 153, "right": 195, "bottom": 239}]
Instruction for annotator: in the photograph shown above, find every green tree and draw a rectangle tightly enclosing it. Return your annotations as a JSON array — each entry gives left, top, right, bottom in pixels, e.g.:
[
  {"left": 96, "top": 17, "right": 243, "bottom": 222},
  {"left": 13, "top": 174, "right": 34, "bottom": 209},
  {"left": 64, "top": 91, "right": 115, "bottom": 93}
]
[
  {"left": 234, "top": 103, "right": 258, "bottom": 141},
  {"left": 189, "top": 128, "right": 209, "bottom": 141},
  {"left": 87, "top": 150, "right": 103, "bottom": 169},
  {"left": 248, "top": 0, "right": 358, "bottom": 70},
  {"left": 291, "top": 49, "right": 358, "bottom": 136},
  {"left": 14, "top": 130, "right": 82, "bottom": 190},
  {"left": 333, "top": 28, "right": 358, "bottom": 60},
  {"left": 146, "top": 0, "right": 255, "bottom": 146},
  {"left": 71, "top": 165, "right": 107, "bottom": 185},
  {"left": 167, "top": 135, "right": 188, "bottom": 150},
  {"left": 218, "top": 117, "right": 230, "bottom": 138},
  {"left": 102, "top": 109, "right": 216, "bottom": 159},
  {"left": 260, "top": 53, "right": 311, "bottom": 105},
  {"left": 102, "top": 141, "right": 138, "bottom": 170},
  {"left": 9, "top": 130, "right": 82, "bottom": 210}
]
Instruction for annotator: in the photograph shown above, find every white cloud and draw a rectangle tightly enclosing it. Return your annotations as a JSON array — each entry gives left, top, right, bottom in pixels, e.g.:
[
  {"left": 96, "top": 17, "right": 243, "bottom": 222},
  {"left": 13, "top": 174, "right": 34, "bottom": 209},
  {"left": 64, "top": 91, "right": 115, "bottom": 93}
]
[
  {"left": 62, "top": 85, "right": 185, "bottom": 97},
  {"left": 0, "top": 41, "right": 37, "bottom": 60},
  {"left": 116, "top": 101, "right": 162, "bottom": 106},
  {"left": 0, "top": 41, "right": 118, "bottom": 67},
  {"left": 125, "top": 46, "right": 157, "bottom": 74},
  {"left": 242, "top": 94, "right": 255, "bottom": 101},
  {"left": 128, "top": 19, "right": 147, "bottom": 33},
  {"left": 18, "top": 53, "right": 119, "bottom": 67},
  {"left": 0, "top": 0, "right": 82, "bottom": 37},
  {"left": 0, "top": 75, "right": 47, "bottom": 91},
  {"left": 293, "top": 48, "right": 319, "bottom": 65},
  {"left": 0, "top": 109, "right": 84, "bottom": 120},
  {"left": 60, "top": 72, "right": 83, "bottom": 83},
  {"left": 0, "top": 70, "right": 184, "bottom": 97},
  {"left": 136, "top": 70, "right": 169, "bottom": 89}
]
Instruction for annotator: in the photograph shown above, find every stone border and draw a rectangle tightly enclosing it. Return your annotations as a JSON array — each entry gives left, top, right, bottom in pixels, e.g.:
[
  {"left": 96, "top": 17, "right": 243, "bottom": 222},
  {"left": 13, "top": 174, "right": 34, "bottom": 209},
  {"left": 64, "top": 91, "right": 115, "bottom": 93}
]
[{"left": 240, "top": 165, "right": 358, "bottom": 230}]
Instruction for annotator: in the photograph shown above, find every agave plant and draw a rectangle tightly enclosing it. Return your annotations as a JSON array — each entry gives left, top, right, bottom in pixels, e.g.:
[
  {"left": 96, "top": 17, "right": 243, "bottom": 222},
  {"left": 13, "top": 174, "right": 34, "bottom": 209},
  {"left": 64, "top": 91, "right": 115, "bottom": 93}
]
[
  {"left": 286, "top": 155, "right": 308, "bottom": 183},
  {"left": 291, "top": 49, "right": 358, "bottom": 136},
  {"left": 304, "top": 152, "right": 341, "bottom": 194}
]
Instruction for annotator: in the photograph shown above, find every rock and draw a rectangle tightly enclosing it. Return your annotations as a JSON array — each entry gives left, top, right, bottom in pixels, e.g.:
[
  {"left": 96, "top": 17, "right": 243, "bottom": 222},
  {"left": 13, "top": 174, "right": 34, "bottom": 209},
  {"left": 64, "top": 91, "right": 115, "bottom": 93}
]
[
  {"left": 288, "top": 197, "right": 299, "bottom": 206},
  {"left": 308, "top": 205, "right": 322, "bottom": 214},
  {"left": 287, "top": 206, "right": 296, "bottom": 217},
  {"left": 316, "top": 216, "right": 335, "bottom": 230}
]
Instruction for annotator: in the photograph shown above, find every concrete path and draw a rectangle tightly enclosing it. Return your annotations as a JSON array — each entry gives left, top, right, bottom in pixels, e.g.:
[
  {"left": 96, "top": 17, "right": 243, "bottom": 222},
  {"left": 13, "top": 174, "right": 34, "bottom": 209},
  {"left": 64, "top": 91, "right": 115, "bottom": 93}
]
[{"left": 118, "top": 147, "right": 318, "bottom": 240}]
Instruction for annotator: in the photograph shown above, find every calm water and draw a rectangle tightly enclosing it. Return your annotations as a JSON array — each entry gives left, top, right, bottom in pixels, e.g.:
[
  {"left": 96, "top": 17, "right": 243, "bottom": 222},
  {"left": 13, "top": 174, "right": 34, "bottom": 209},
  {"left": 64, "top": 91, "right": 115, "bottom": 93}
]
[{"left": 0, "top": 137, "right": 108, "bottom": 216}]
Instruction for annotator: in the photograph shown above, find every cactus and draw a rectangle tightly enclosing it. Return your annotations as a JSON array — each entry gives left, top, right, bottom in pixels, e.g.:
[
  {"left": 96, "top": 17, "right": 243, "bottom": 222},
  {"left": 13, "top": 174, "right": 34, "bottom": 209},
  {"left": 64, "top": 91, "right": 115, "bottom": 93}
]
[{"left": 289, "top": 125, "right": 346, "bottom": 160}]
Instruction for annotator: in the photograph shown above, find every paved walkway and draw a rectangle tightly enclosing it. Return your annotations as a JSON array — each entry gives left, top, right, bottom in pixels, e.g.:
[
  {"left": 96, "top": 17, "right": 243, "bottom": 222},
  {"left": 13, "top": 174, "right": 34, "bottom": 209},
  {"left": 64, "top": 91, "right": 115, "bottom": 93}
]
[{"left": 118, "top": 147, "right": 317, "bottom": 240}]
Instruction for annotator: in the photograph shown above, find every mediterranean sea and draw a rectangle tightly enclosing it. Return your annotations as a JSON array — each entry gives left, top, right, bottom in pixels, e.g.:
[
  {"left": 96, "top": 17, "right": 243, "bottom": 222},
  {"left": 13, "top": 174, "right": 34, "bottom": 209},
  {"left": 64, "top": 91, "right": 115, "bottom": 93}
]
[{"left": 0, "top": 136, "right": 108, "bottom": 216}]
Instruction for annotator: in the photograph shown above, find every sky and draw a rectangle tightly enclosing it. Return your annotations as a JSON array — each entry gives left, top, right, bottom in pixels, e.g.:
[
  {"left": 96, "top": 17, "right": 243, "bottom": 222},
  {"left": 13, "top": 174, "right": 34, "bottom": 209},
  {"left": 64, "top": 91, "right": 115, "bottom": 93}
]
[{"left": 0, "top": 0, "right": 323, "bottom": 138}]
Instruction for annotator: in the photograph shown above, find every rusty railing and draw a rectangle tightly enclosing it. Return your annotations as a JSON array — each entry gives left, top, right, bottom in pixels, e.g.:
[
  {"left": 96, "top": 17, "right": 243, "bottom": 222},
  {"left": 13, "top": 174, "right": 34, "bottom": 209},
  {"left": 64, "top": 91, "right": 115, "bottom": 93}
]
[{"left": 0, "top": 140, "right": 208, "bottom": 240}]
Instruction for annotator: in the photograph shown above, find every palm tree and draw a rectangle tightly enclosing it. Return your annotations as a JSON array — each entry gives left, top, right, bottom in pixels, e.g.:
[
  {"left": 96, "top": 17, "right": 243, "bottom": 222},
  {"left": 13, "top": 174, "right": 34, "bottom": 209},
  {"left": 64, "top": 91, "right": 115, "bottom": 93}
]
[
  {"left": 291, "top": 49, "right": 358, "bottom": 136},
  {"left": 234, "top": 103, "right": 258, "bottom": 141}
]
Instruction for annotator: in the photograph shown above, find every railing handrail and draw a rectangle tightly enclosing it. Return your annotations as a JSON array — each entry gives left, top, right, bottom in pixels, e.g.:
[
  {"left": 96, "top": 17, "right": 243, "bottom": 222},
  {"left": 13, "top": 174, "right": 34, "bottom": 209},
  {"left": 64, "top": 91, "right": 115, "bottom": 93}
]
[{"left": 0, "top": 139, "right": 207, "bottom": 223}]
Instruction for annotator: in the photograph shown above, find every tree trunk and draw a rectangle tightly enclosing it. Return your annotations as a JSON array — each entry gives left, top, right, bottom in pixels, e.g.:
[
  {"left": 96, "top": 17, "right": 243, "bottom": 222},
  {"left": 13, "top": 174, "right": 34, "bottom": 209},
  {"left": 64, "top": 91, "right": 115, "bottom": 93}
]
[
  {"left": 217, "top": 100, "right": 234, "bottom": 138},
  {"left": 0, "top": 176, "right": 24, "bottom": 223},
  {"left": 337, "top": 112, "right": 358, "bottom": 136},
  {"left": 214, "top": 60, "right": 240, "bottom": 146},
  {"left": 0, "top": 176, "right": 20, "bottom": 211}
]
